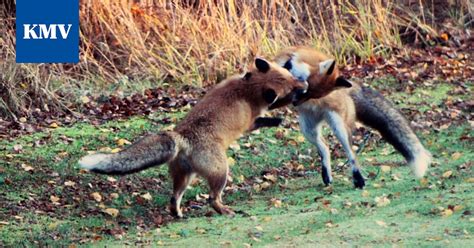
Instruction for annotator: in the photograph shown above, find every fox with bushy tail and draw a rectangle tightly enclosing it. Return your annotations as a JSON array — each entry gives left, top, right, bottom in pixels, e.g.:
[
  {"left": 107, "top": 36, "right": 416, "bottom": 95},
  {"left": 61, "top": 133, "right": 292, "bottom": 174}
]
[
  {"left": 79, "top": 58, "right": 315, "bottom": 217},
  {"left": 272, "top": 46, "right": 431, "bottom": 189}
]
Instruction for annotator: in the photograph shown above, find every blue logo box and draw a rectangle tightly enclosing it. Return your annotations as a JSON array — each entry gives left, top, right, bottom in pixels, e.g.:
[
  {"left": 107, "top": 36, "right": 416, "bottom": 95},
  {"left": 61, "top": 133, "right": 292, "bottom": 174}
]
[{"left": 16, "top": 0, "right": 79, "bottom": 63}]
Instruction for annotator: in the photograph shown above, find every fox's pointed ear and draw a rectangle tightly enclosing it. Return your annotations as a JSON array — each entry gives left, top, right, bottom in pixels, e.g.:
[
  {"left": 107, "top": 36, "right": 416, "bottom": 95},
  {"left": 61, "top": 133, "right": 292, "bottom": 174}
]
[
  {"left": 255, "top": 58, "right": 270, "bottom": 73},
  {"left": 263, "top": 88, "right": 278, "bottom": 104},
  {"left": 335, "top": 77, "right": 352, "bottom": 88},
  {"left": 319, "top": 59, "right": 336, "bottom": 75}
]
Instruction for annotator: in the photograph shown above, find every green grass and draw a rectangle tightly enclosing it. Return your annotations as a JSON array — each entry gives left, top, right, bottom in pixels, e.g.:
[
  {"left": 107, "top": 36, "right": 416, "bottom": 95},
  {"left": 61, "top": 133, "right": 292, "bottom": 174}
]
[{"left": 0, "top": 78, "right": 473, "bottom": 247}]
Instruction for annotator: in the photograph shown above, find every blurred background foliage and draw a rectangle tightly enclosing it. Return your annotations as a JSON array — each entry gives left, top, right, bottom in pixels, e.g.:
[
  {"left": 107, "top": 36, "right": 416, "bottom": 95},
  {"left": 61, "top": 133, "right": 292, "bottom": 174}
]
[{"left": 0, "top": 0, "right": 472, "bottom": 120}]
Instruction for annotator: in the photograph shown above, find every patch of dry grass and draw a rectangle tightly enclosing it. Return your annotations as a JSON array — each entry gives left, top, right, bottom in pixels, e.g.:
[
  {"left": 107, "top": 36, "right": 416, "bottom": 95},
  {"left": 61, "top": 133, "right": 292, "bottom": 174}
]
[{"left": 0, "top": 0, "right": 471, "bottom": 119}]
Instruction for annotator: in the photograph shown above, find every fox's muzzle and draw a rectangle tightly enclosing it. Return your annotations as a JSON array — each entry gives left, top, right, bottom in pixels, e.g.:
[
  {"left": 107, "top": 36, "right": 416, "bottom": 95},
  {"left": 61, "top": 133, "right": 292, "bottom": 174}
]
[{"left": 291, "top": 81, "right": 308, "bottom": 106}]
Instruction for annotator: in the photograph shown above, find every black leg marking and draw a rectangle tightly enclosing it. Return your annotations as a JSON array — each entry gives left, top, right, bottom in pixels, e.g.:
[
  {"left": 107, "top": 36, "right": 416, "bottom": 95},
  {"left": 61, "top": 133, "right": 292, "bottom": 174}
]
[
  {"left": 321, "top": 166, "right": 332, "bottom": 186},
  {"left": 253, "top": 117, "right": 283, "bottom": 129},
  {"left": 352, "top": 170, "right": 365, "bottom": 189},
  {"left": 170, "top": 196, "right": 180, "bottom": 217}
]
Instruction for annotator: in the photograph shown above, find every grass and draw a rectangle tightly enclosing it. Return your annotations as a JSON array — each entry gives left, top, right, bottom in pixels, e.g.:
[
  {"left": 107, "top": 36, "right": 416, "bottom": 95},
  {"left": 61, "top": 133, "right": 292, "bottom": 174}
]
[{"left": 0, "top": 77, "right": 473, "bottom": 246}]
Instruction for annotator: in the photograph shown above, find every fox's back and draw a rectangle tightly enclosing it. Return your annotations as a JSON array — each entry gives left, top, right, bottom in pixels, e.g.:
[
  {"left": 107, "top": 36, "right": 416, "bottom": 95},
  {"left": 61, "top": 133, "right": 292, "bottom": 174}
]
[{"left": 175, "top": 79, "right": 255, "bottom": 148}]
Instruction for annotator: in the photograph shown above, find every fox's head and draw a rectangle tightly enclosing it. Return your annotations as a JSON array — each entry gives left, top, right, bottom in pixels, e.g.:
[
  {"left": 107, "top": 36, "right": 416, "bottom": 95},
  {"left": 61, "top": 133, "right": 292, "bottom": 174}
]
[
  {"left": 244, "top": 58, "right": 308, "bottom": 109},
  {"left": 274, "top": 46, "right": 352, "bottom": 104}
]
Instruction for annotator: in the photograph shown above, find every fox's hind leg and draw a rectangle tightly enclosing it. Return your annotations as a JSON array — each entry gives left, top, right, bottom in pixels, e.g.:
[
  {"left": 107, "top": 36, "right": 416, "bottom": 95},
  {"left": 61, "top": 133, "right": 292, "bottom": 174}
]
[
  {"left": 169, "top": 160, "right": 196, "bottom": 218},
  {"left": 299, "top": 113, "right": 333, "bottom": 185},
  {"left": 326, "top": 111, "right": 365, "bottom": 189},
  {"left": 207, "top": 170, "right": 235, "bottom": 216},
  {"left": 194, "top": 149, "right": 235, "bottom": 216}
]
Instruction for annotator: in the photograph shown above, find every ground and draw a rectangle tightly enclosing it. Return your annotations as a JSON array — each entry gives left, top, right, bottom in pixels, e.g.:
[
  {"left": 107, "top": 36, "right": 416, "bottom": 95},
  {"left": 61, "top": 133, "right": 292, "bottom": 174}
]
[{"left": 0, "top": 76, "right": 473, "bottom": 247}]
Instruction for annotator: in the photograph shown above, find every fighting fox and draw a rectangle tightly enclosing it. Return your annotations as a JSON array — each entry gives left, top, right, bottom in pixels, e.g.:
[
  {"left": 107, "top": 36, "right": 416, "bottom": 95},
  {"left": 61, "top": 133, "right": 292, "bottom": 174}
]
[
  {"left": 274, "top": 46, "right": 431, "bottom": 189},
  {"left": 79, "top": 58, "right": 309, "bottom": 217}
]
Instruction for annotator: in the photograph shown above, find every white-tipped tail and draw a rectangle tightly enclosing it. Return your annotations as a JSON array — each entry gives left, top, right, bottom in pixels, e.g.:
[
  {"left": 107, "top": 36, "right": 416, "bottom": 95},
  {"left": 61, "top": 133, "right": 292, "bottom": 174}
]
[
  {"left": 409, "top": 149, "right": 431, "bottom": 178},
  {"left": 79, "top": 153, "right": 111, "bottom": 170}
]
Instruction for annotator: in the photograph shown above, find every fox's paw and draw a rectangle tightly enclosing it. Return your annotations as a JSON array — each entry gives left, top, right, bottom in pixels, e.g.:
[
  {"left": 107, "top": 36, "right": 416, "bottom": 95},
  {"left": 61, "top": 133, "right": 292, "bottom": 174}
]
[
  {"left": 321, "top": 166, "right": 333, "bottom": 186},
  {"left": 169, "top": 207, "right": 184, "bottom": 218},
  {"left": 169, "top": 197, "right": 184, "bottom": 218},
  {"left": 219, "top": 207, "right": 236, "bottom": 217},
  {"left": 213, "top": 205, "right": 235, "bottom": 217},
  {"left": 352, "top": 170, "right": 365, "bottom": 189}
]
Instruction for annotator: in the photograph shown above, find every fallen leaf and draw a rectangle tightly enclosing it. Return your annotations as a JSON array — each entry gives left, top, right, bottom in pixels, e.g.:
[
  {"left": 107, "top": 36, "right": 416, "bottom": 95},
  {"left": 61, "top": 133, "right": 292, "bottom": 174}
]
[
  {"left": 111, "top": 148, "right": 121, "bottom": 153},
  {"left": 269, "top": 198, "right": 282, "bottom": 208},
  {"left": 451, "top": 152, "right": 462, "bottom": 160},
  {"left": 380, "top": 165, "right": 391, "bottom": 173},
  {"left": 229, "top": 143, "right": 240, "bottom": 151},
  {"left": 465, "top": 178, "right": 474, "bottom": 183},
  {"left": 13, "top": 144, "right": 23, "bottom": 153},
  {"left": 427, "top": 236, "right": 443, "bottom": 241},
  {"left": 263, "top": 174, "right": 277, "bottom": 183},
  {"left": 110, "top": 193, "right": 119, "bottom": 199},
  {"left": 80, "top": 96, "right": 90, "bottom": 104},
  {"left": 420, "top": 178, "right": 429, "bottom": 187},
  {"left": 453, "top": 205, "right": 464, "bottom": 212},
  {"left": 440, "top": 33, "right": 449, "bottom": 41},
  {"left": 441, "top": 209, "right": 453, "bottom": 217},
  {"left": 50, "top": 195, "right": 60, "bottom": 203},
  {"left": 103, "top": 208, "right": 119, "bottom": 217},
  {"left": 48, "top": 221, "right": 61, "bottom": 230},
  {"left": 375, "top": 220, "right": 388, "bottom": 227},
  {"left": 375, "top": 195, "right": 390, "bottom": 207},
  {"left": 325, "top": 221, "right": 336, "bottom": 228},
  {"left": 263, "top": 216, "right": 272, "bottom": 222},
  {"left": 49, "top": 122, "right": 59, "bottom": 128},
  {"left": 19, "top": 117, "right": 27, "bottom": 123},
  {"left": 91, "top": 192, "right": 102, "bottom": 202},
  {"left": 227, "top": 157, "right": 236, "bottom": 167},
  {"left": 372, "top": 183, "right": 383, "bottom": 188},
  {"left": 21, "top": 163, "right": 34, "bottom": 172},
  {"left": 260, "top": 181, "right": 272, "bottom": 190},
  {"left": 64, "top": 180, "right": 76, "bottom": 187},
  {"left": 141, "top": 192, "right": 152, "bottom": 201},
  {"left": 442, "top": 170, "right": 453, "bottom": 178},
  {"left": 116, "top": 138, "right": 131, "bottom": 146},
  {"left": 107, "top": 176, "right": 117, "bottom": 183},
  {"left": 296, "top": 135, "right": 305, "bottom": 143},
  {"left": 361, "top": 190, "right": 369, "bottom": 197}
]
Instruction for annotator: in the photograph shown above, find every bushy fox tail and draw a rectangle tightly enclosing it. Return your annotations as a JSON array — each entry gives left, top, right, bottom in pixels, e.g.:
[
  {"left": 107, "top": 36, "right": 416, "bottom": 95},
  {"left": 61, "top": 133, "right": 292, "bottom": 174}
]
[
  {"left": 351, "top": 87, "right": 431, "bottom": 177},
  {"left": 79, "top": 132, "right": 185, "bottom": 175}
]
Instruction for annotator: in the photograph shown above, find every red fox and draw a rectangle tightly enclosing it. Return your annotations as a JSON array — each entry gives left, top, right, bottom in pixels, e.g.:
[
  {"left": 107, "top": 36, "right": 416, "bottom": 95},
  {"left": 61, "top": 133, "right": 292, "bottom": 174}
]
[
  {"left": 79, "top": 58, "right": 308, "bottom": 217},
  {"left": 273, "top": 46, "right": 431, "bottom": 188}
]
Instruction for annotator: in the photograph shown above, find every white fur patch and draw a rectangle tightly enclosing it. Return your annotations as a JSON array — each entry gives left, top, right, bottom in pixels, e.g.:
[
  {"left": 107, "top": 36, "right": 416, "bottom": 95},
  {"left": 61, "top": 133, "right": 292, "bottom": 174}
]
[
  {"left": 410, "top": 149, "right": 431, "bottom": 178},
  {"left": 319, "top": 59, "right": 335, "bottom": 75},
  {"left": 291, "top": 59, "right": 311, "bottom": 82},
  {"left": 79, "top": 153, "right": 110, "bottom": 170}
]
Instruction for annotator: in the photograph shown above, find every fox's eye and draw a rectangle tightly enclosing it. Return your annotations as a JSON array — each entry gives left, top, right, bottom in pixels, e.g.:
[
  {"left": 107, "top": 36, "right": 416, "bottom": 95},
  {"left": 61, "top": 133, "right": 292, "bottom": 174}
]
[{"left": 283, "top": 59, "right": 292, "bottom": 70}]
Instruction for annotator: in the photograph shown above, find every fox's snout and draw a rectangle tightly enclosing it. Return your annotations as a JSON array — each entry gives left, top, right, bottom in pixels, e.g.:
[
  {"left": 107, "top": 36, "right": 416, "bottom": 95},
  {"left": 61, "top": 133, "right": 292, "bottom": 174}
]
[{"left": 291, "top": 80, "right": 308, "bottom": 106}]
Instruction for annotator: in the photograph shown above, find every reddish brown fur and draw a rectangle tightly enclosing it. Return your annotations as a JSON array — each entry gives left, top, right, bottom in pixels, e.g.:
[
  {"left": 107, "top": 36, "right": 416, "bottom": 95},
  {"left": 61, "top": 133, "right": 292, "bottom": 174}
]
[
  {"left": 275, "top": 46, "right": 345, "bottom": 100},
  {"left": 80, "top": 59, "right": 306, "bottom": 217},
  {"left": 170, "top": 62, "right": 305, "bottom": 215}
]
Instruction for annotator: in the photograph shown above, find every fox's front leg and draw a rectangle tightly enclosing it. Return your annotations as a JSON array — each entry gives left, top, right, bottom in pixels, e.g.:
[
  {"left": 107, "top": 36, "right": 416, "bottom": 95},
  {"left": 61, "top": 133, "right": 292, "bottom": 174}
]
[
  {"left": 248, "top": 117, "right": 283, "bottom": 131},
  {"left": 299, "top": 115, "right": 333, "bottom": 185}
]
